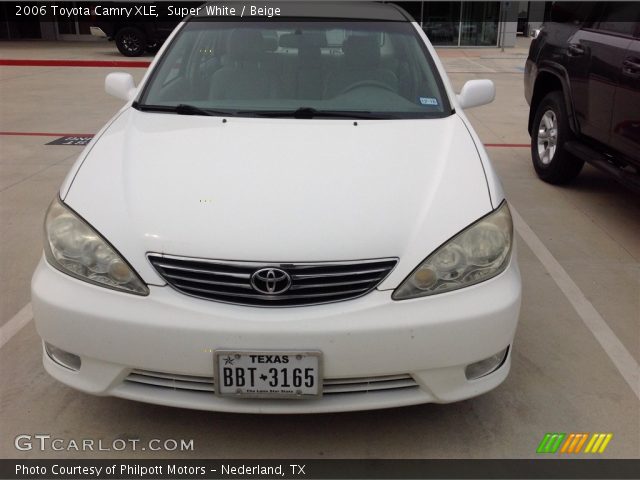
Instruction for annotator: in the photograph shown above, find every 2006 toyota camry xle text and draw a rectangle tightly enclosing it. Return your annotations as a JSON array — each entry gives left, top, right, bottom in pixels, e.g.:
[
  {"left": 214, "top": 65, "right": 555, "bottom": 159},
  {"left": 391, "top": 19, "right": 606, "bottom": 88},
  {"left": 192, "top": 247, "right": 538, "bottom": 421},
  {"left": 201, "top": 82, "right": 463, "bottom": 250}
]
[{"left": 31, "top": 2, "right": 521, "bottom": 413}]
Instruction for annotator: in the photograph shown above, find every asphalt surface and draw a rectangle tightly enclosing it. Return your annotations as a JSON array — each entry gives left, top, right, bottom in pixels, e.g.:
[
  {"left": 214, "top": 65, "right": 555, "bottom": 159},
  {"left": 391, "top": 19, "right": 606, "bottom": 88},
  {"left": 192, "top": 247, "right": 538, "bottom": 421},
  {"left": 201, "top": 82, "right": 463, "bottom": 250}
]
[{"left": 0, "top": 38, "right": 638, "bottom": 459}]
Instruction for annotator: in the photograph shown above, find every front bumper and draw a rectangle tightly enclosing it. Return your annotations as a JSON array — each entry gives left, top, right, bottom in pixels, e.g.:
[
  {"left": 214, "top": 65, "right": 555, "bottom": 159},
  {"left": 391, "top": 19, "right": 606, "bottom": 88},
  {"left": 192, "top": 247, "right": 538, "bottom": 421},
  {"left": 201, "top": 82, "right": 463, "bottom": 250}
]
[{"left": 32, "top": 256, "right": 521, "bottom": 413}]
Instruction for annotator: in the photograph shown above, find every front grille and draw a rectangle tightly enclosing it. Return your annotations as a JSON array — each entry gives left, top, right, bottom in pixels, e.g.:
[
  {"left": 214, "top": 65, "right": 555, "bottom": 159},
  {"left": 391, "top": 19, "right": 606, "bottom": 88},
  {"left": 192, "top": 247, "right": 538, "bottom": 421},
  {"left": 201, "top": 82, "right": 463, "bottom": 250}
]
[
  {"left": 126, "top": 369, "right": 419, "bottom": 396},
  {"left": 148, "top": 254, "right": 397, "bottom": 307}
]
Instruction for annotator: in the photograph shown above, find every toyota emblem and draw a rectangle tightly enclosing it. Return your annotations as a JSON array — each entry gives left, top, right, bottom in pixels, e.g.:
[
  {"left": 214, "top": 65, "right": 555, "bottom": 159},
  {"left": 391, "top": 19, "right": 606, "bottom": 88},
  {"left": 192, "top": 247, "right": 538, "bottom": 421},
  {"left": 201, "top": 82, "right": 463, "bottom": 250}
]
[{"left": 250, "top": 268, "right": 292, "bottom": 295}]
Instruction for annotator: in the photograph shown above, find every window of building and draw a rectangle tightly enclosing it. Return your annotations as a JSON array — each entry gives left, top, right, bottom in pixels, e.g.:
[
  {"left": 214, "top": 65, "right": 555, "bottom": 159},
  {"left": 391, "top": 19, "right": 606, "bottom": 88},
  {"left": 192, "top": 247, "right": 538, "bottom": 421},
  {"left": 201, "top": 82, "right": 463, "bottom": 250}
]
[
  {"left": 393, "top": 2, "right": 502, "bottom": 47},
  {"left": 422, "top": 2, "right": 462, "bottom": 46},
  {"left": 460, "top": 2, "right": 500, "bottom": 46}
]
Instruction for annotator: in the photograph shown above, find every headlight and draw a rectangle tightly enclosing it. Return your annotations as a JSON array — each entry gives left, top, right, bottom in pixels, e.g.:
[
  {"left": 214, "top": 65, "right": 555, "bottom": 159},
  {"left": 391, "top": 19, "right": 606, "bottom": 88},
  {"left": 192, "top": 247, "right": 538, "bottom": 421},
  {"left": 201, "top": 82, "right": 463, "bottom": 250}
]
[
  {"left": 392, "top": 201, "right": 513, "bottom": 300},
  {"left": 44, "top": 197, "right": 148, "bottom": 295}
]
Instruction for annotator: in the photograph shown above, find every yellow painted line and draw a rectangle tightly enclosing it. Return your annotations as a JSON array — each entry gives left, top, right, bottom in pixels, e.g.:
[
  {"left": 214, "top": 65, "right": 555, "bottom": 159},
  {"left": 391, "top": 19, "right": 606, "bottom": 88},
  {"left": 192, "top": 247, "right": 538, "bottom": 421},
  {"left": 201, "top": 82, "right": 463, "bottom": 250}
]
[
  {"left": 584, "top": 434, "right": 598, "bottom": 453},
  {"left": 560, "top": 434, "right": 575, "bottom": 453},
  {"left": 598, "top": 434, "right": 613, "bottom": 453},
  {"left": 591, "top": 434, "right": 606, "bottom": 453},
  {"left": 574, "top": 434, "right": 589, "bottom": 454}
]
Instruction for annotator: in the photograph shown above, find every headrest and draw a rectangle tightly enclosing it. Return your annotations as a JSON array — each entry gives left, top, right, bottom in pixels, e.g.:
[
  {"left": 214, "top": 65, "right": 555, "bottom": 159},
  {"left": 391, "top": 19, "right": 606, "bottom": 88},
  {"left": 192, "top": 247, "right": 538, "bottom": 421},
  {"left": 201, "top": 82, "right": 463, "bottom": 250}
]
[
  {"left": 227, "top": 29, "right": 265, "bottom": 61},
  {"left": 343, "top": 35, "right": 380, "bottom": 68}
]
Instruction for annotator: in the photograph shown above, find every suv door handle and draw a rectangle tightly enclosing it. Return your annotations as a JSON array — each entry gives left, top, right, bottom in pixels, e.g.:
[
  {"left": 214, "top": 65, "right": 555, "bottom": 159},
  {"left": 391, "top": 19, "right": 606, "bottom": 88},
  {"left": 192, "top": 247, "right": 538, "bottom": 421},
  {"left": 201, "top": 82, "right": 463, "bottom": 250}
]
[
  {"left": 567, "top": 44, "right": 584, "bottom": 56},
  {"left": 623, "top": 58, "right": 640, "bottom": 69},
  {"left": 622, "top": 57, "right": 640, "bottom": 77}
]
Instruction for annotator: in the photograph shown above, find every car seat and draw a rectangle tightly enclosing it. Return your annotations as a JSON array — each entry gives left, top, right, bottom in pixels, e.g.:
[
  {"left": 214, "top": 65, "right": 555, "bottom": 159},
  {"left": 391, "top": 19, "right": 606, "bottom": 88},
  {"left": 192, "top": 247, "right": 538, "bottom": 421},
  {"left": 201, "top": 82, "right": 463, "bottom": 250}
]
[
  {"left": 324, "top": 35, "right": 398, "bottom": 98},
  {"left": 209, "top": 29, "right": 281, "bottom": 100}
]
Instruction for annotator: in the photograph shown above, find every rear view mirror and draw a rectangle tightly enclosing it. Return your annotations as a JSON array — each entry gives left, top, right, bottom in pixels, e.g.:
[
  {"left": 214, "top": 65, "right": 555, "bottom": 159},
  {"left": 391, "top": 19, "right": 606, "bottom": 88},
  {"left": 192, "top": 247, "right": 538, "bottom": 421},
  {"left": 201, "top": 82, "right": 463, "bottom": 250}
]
[
  {"left": 457, "top": 79, "right": 495, "bottom": 109},
  {"left": 105, "top": 72, "right": 137, "bottom": 101}
]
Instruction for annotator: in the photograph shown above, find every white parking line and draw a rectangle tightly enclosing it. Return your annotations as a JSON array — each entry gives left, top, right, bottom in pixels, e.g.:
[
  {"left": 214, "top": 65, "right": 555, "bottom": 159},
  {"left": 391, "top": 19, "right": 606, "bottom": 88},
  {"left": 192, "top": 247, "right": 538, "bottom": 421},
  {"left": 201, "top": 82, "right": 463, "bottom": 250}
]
[
  {"left": 0, "top": 302, "right": 32, "bottom": 350},
  {"left": 511, "top": 206, "right": 640, "bottom": 401}
]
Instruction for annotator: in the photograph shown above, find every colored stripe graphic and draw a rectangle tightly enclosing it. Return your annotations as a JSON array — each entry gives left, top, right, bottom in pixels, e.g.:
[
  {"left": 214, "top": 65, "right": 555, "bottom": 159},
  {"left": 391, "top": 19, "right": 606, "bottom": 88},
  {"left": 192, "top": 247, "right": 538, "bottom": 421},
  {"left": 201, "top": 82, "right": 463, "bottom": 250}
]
[
  {"left": 560, "top": 433, "right": 589, "bottom": 454},
  {"left": 537, "top": 433, "right": 566, "bottom": 453},
  {"left": 560, "top": 434, "right": 575, "bottom": 453},
  {"left": 585, "top": 433, "right": 613, "bottom": 454},
  {"left": 538, "top": 433, "right": 613, "bottom": 454},
  {"left": 574, "top": 433, "right": 589, "bottom": 453}
]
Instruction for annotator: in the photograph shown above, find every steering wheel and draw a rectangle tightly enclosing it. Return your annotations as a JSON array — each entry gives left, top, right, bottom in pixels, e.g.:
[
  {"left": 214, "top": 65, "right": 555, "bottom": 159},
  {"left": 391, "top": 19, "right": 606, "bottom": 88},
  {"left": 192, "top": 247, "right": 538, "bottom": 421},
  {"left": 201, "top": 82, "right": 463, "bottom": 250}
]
[{"left": 337, "top": 80, "right": 397, "bottom": 96}]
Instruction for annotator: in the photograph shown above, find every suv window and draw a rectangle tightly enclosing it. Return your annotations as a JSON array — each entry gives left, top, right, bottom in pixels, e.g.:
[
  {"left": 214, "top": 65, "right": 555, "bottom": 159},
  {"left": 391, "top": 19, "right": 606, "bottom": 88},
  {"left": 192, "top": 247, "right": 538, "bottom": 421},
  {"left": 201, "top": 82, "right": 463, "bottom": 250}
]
[
  {"left": 549, "top": 2, "right": 598, "bottom": 24},
  {"left": 593, "top": 2, "right": 639, "bottom": 37}
]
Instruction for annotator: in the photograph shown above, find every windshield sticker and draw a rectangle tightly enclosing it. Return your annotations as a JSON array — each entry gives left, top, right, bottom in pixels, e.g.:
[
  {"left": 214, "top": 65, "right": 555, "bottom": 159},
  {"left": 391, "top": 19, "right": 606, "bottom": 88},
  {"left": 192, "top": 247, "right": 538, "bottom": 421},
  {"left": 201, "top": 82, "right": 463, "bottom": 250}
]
[{"left": 419, "top": 97, "right": 439, "bottom": 106}]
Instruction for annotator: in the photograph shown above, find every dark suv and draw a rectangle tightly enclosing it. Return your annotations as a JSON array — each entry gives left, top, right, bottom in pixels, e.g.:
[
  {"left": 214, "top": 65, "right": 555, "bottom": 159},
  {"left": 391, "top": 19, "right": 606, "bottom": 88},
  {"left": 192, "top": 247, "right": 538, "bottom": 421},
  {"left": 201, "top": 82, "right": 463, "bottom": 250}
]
[
  {"left": 90, "top": 3, "right": 202, "bottom": 57},
  {"left": 524, "top": 2, "right": 640, "bottom": 190}
]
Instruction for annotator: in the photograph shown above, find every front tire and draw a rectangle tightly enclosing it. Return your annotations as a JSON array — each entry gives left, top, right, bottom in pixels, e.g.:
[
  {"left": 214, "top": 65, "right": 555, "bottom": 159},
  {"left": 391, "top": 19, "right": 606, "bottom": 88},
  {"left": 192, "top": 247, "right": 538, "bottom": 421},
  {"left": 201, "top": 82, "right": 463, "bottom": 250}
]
[
  {"left": 115, "top": 27, "right": 146, "bottom": 57},
  {"left": 531, "top": 91, "right": 584, "bottom": 184}
]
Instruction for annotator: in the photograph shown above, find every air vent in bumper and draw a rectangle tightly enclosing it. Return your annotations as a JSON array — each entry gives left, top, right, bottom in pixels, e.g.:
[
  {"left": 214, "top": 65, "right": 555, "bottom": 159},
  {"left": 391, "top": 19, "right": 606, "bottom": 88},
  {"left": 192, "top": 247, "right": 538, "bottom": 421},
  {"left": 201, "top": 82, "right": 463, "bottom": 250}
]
[{"left": 126, "top": 369, "right": 418, "bottom": 396}]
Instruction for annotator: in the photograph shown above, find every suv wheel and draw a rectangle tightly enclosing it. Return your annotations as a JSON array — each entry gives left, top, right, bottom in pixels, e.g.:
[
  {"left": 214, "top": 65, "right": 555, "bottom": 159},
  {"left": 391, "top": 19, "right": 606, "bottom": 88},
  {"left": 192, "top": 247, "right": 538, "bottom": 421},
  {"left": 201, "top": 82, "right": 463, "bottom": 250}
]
[
  {"left": 531, "top": 91, "right": 584, "bottom": 184},
  {"left": 115, "top": 27, "right": 146, "bottom": 57}
]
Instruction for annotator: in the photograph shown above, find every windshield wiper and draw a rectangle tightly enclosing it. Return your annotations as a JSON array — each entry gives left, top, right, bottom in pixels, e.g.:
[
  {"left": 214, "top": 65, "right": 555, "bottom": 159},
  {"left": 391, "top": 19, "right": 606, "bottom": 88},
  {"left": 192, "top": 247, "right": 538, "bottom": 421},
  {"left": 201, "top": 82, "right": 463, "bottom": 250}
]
[
  {"left": 135, "top": 104, "right": 392, "bottom": 119},
  {"left": 248, "top": 107, "right": 394, "bottom": 120},
  {"left": 134, "top": 103, "right": 235, "bottom": 117}
]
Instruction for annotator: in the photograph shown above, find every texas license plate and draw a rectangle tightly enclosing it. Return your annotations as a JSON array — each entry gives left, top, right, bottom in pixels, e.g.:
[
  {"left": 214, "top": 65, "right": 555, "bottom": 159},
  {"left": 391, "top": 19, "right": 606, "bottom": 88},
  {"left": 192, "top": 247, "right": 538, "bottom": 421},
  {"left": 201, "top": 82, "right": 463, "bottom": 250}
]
[{"left": 214, "top": 350, "right": 322, "bottom": 398}]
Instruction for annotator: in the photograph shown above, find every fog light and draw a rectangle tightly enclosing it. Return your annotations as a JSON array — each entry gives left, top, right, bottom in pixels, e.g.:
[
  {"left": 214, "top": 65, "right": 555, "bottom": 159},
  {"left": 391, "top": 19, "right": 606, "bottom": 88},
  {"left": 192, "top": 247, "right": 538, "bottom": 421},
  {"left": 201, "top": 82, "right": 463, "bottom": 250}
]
[
  {"left": 465, "top": 347, "right": 509, "bottom": 380},
  {"left": 44, "top": 342, "right": 81, "bottom": 371}
]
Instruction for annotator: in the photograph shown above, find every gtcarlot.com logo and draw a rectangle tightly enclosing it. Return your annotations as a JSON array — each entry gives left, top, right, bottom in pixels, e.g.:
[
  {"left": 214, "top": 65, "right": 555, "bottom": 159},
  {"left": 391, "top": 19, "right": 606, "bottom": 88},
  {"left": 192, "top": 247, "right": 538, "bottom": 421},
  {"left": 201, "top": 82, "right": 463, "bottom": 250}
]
[
  {"left": 14, "top": 434, "right": 194, "bottom": 452},
  {"left": 536, "top": 433, "right": 613, "bottom": 454}
]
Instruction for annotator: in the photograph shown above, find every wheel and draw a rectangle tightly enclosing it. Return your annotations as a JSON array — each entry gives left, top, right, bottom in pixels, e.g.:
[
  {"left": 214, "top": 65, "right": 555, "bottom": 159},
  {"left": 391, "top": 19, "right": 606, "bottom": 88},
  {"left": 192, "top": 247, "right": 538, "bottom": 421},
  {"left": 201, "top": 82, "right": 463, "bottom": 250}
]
[
  {"left": 115, "top": 27, "right": 147, "bottom": 57},
  {"left": 531, "top": 91, "right": 584, "bottom": 184}
]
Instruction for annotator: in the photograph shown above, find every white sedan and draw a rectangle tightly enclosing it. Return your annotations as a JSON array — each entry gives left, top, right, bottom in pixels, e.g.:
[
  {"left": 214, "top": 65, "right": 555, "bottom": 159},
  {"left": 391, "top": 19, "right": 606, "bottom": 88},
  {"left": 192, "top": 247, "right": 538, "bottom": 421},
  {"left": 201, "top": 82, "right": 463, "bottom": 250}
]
[{"left": 32, "top": 2, "right": 521, "bottom": 413}]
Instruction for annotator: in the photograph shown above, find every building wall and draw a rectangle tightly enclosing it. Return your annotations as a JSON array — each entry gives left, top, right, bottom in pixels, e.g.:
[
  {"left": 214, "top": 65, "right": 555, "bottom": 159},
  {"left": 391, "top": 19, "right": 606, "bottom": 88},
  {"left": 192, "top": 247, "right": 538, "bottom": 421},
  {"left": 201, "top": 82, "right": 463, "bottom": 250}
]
[{"left": 502, "top": 1, "right": 521, "bottom": 48}]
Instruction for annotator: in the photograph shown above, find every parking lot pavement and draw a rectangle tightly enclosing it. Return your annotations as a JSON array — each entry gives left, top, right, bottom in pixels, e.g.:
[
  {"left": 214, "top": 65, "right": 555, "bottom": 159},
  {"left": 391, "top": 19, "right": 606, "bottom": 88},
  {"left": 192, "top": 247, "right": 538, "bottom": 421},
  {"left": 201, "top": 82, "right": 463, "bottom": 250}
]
[{"left": 1, "top": 41, "right": 638, "bottom": 459}]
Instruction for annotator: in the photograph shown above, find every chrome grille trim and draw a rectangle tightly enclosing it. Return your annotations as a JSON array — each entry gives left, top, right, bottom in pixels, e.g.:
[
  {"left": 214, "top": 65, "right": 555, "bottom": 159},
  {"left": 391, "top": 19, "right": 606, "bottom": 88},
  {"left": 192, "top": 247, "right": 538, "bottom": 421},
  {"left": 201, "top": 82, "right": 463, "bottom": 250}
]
[
  {"left": 163, "top": 273, "right": 253, "bottom": 289},
  {"left": 125, "top": 370, "right": 418, "bottom": 396},
  {"left": 152, "top": 262, "right": 251, "bottom": 279},
  {"left": 289, "top": 277, "right": 382, "bottom": 290},
  {"left": 148, "top": 254, "right": 398, "bottom": 307},
  {"left": 127, "top": 373, "right": 215, "bottom": 392},
  {"left": 290, "top": 267, "right": 391, "bottom": 279}
]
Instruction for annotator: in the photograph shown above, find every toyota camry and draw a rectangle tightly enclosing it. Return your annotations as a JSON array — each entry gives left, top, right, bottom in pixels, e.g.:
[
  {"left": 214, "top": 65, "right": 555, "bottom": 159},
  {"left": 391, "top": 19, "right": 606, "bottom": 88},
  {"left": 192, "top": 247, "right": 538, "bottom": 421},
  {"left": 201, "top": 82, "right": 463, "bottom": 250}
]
[{"left": 31, "top": 2, "right": 521, "bottom": 413}]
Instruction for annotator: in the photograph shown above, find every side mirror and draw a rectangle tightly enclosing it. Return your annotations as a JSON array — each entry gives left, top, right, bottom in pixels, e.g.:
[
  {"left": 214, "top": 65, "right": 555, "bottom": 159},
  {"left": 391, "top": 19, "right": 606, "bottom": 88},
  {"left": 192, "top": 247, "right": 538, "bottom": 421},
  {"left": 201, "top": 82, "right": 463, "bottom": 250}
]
[
  {"left": 105, "top": 72, "right": 137, "bottom": 101},
  {"left": 457, "top": 79, "right": 495, "bottom": 109}
]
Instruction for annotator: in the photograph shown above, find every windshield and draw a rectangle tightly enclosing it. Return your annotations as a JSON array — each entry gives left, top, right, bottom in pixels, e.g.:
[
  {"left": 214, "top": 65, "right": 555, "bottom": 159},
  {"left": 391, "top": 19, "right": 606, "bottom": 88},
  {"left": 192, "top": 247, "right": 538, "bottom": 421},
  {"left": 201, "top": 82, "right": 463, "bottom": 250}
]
[{"left": 138, "top": 20, "right": 452, "bottom": 119}]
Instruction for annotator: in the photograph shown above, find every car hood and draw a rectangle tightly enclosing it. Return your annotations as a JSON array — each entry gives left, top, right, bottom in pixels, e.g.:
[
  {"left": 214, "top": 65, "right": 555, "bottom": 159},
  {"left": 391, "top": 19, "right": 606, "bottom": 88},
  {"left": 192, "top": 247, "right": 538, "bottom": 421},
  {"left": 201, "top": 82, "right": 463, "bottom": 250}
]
[{"left": 64, "top": 109, "right": 493, "bottom": 287}]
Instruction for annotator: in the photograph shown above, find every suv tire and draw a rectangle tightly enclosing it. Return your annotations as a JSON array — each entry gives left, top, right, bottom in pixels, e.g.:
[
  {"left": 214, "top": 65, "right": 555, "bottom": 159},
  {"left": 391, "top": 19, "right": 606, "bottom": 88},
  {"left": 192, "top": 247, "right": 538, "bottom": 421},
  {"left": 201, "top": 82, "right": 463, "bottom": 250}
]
[
  {"left": 531, "top": 91, "right": 584, "bottom": 184},
  {"left": 115, "top": 27, "right": 147, "bottom": 57}
]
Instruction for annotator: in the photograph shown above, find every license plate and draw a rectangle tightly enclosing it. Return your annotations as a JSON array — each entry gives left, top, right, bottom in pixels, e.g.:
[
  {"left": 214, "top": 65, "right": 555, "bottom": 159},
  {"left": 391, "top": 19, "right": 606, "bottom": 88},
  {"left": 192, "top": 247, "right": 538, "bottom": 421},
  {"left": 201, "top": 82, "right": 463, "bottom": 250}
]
[{"left": 214, "top": 350, "right": 322, "bottom": 399}]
